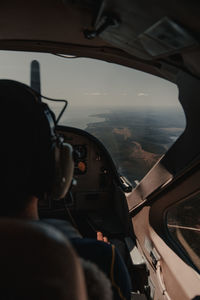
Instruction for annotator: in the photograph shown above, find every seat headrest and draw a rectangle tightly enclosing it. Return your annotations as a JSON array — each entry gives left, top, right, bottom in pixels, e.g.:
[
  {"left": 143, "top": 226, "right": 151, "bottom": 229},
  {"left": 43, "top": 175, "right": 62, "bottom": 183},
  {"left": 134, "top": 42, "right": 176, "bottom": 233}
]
[{"left": 0, "top": 218, "right": 87, "bottom": 300}]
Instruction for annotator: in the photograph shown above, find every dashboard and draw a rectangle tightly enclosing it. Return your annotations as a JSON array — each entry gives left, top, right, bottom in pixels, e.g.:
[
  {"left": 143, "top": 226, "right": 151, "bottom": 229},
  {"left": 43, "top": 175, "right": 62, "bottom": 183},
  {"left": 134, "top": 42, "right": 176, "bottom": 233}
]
[
  {"left": 39, "top": 125, "right": 131, "bottom": 237},
  {"left": 39, "top": 126, "right": 120, "bottom": 212},
  {"left": 58, "top": 126, "right": 118, "bottom": 211}
]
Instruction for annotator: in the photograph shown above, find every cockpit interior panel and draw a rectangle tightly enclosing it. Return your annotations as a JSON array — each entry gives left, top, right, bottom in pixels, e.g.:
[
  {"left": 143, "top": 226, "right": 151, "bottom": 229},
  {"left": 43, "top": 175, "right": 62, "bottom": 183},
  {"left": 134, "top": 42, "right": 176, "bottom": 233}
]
[
  {"left": 57, "top": 126, "right": 117, "bottom": 210},
  {"left": 39, "top": 125, "right": 131, "bottom": 239}
]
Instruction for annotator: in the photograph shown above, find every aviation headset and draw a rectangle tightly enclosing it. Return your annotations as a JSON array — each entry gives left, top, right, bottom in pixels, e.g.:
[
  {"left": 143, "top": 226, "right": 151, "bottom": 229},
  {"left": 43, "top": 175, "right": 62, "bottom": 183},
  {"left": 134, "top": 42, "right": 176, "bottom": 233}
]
[
  {"left": 41, "top": 101, "right": 74, "bottom": 200},
  {"left": 1, "top": 80, "right": 74, "bottom": 201}
]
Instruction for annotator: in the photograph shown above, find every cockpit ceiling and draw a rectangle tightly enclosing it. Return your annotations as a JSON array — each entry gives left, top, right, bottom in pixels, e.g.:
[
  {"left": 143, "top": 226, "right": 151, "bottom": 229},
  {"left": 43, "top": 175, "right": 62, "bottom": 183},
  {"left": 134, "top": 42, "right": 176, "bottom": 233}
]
[{"left": 0, "top": 0, "right": 200, "bottom": 81}]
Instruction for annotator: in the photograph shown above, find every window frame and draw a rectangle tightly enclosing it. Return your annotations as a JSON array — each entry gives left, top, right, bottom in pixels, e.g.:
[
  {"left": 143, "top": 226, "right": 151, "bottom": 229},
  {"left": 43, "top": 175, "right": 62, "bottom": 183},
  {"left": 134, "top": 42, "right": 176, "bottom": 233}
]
[{"left": 163, "top": 189, "right": 200, "bottom": 274}]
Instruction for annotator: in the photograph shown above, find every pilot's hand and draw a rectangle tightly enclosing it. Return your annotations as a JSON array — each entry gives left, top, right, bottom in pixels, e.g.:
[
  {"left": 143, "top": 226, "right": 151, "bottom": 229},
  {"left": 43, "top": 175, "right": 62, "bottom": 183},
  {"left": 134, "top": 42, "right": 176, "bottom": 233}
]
[{"left": 97, "top": 231, "right": 110, "bottom": 244}]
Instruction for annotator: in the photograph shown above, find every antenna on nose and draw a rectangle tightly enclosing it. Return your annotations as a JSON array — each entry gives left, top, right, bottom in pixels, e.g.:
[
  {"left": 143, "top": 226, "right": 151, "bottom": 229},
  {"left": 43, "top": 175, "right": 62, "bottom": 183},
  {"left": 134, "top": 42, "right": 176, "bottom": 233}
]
[{"left": 30, "top": 60, "right": 41, "bottom": 102}]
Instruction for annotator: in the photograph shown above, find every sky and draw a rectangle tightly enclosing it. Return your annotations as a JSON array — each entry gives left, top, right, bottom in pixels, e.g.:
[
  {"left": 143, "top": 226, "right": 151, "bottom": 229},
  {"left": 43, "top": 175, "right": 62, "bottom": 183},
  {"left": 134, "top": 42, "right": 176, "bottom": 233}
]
[{"left": 0, "top": 50, "right": 182, "bottom": 112}]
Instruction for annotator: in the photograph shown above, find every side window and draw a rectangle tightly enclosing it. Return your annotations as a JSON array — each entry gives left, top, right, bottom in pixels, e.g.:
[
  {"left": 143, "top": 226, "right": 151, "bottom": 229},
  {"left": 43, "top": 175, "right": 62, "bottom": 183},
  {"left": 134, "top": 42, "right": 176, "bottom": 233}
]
[{"left": 166, "top": 192, "right": 200, "bottom": 271}]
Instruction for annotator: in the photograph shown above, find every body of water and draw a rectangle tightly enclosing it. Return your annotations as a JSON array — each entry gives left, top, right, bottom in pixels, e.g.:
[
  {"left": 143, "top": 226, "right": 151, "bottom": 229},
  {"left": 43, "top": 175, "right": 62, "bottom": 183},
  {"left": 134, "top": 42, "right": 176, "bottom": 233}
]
[{"left": 58, "top": 106, "right": 107, "bottom": 129}]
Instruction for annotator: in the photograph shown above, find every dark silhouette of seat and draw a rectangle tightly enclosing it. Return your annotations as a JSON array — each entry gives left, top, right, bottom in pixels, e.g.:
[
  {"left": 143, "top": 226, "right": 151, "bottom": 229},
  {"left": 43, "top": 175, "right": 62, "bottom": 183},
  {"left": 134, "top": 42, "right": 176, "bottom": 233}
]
[{"left": 0, "top": 218, "right": 87, "bottom": 300}]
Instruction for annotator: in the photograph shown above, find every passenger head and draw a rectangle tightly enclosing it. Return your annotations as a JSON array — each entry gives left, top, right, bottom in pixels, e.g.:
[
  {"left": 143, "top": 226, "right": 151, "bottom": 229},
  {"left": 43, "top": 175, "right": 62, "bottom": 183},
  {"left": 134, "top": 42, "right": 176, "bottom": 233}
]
[
  {"left": 0, "top": 219, "right": 88, "bottom": 300},
  {"left": 0, "top": 80, "right": 56, "bottom": 216}
]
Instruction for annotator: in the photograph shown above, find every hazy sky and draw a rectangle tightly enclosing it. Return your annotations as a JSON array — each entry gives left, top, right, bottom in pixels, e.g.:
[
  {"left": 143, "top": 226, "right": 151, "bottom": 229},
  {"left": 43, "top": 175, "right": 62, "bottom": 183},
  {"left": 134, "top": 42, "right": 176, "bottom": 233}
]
[{"left": 0, "top": 50, "right": 181, "bottom": 110}]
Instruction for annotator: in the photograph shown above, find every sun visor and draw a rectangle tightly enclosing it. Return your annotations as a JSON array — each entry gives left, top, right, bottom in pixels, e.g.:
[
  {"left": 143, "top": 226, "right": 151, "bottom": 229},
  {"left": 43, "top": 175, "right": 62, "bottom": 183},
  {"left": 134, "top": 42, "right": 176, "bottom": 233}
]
[{"left": 139, "top": 17, "right": 198, "bottom": 57}]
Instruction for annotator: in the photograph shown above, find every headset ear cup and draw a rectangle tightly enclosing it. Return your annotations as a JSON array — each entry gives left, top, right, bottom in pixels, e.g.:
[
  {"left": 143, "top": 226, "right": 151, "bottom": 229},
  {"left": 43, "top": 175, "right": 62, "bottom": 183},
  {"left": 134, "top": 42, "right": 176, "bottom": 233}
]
[{"left": 51, "top": 142, "right": 74, "bottom": 200}]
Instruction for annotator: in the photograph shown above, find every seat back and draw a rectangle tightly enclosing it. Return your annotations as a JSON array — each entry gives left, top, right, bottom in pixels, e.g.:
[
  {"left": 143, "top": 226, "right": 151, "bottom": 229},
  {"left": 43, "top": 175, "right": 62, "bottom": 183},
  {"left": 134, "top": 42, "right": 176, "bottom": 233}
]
[{"left": 0, "top": 218, "right": 87, "bottom": 300}]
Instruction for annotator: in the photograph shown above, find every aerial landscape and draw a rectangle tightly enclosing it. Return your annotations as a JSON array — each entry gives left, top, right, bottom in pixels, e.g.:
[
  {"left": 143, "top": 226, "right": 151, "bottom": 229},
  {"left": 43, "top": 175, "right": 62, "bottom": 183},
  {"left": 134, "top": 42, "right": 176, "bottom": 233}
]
[{"left": 84, "top": 107, "right": 185, "bottom": 184}]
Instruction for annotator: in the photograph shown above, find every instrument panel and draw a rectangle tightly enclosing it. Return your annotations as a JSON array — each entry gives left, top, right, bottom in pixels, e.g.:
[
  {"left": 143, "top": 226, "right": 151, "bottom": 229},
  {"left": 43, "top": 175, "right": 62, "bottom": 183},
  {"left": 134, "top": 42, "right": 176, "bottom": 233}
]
[
  {"left": 39, "top": 126, "right": 130, "bottom": 237},
  {"left": 57, "top": 126, "right": 116, "bottom": 211},
  {"left": 73, "top": 144, "right": 88, "bottom": 175}
]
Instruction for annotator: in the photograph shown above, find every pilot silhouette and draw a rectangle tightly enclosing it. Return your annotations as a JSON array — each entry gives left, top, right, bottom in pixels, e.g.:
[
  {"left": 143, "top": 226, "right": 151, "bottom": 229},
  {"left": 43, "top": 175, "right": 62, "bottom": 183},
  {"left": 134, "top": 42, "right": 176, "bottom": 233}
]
[{"left": 0, "top": 79, "right": 131, "bottom": 300}]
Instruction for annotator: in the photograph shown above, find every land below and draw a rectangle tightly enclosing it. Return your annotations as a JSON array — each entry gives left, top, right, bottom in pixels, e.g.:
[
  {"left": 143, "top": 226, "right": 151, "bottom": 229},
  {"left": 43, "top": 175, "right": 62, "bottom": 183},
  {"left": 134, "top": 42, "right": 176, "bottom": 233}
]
[{"left": 86, "top": 108, "right": 185, "bottom": 184}]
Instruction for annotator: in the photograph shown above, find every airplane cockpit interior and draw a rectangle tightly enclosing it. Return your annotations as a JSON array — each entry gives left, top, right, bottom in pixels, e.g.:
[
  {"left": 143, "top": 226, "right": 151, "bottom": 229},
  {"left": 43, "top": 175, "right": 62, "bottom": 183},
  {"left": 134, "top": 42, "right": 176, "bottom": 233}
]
[{"left": 0, "top": 1, "right": 200, "bottom": 299}]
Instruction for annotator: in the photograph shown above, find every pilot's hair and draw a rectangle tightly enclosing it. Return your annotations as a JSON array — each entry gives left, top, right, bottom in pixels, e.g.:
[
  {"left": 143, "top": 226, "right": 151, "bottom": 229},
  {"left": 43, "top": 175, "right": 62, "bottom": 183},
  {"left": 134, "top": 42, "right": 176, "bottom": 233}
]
[
  {"left": 80, "top": 259, "right": 113, "bottom": 300},
  {"left": 0, "top": 80, "right": 54, "bottom": 215}
]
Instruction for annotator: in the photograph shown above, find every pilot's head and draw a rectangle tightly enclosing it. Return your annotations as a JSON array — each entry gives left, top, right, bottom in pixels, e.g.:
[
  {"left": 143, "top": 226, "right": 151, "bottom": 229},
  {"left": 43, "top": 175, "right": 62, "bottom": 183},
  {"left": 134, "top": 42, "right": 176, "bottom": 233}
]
[{"left": 0, "top": 80, "right": 73, "bottom": 216}]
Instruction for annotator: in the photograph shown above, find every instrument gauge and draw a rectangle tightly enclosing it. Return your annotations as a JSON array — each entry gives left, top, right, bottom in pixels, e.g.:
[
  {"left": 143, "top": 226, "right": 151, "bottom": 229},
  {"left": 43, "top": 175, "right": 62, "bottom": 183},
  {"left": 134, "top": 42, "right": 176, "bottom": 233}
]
[
  {"left": 74, "top": 161, "right": 87, "bottom": 175},
  {"left": 73, "top": 145, "right": 87, "bottom": 160}
]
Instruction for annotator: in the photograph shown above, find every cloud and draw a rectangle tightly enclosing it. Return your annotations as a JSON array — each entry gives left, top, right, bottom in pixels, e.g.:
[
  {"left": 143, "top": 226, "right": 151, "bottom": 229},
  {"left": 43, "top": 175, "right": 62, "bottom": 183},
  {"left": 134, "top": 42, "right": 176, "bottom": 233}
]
[{"left": 137, "top": 92, "right": 149, "bottom": 97}]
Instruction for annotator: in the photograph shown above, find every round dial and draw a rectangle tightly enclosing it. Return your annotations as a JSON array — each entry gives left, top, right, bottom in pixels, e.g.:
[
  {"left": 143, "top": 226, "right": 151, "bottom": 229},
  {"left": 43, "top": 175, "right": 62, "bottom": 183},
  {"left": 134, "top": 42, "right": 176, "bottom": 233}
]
[
  {"left": 73, "top": 145, "right": 87, "bottom": 160},
  {"left": 74, "top": 161, "right": 87, "bottom": 175}
]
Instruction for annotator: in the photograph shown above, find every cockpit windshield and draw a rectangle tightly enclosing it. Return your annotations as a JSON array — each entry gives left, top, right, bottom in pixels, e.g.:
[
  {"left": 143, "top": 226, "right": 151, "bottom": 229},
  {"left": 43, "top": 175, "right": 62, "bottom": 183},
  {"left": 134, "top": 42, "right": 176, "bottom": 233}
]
[{"left": 0, "top": 51, "right": 186, "bottom": 185}]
